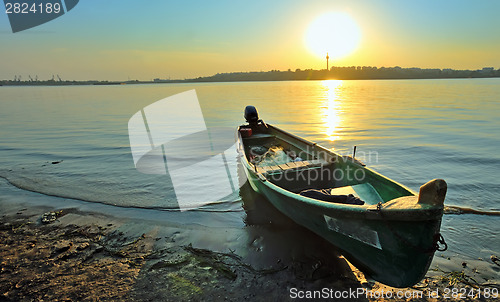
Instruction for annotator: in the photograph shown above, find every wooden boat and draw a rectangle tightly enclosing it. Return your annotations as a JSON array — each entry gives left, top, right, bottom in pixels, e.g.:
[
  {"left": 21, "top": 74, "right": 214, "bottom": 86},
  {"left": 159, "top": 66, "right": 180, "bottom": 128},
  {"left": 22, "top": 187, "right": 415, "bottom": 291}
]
[{"left": 237, "top": 106, "right": 447, "bottom": 288}]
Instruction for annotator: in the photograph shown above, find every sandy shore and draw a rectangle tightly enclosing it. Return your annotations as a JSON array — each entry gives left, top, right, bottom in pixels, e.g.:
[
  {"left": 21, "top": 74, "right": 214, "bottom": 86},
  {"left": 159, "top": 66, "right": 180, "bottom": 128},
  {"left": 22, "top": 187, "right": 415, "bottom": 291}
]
[{"left": 1, "top": 204, "right": 499, "bottom": 301}]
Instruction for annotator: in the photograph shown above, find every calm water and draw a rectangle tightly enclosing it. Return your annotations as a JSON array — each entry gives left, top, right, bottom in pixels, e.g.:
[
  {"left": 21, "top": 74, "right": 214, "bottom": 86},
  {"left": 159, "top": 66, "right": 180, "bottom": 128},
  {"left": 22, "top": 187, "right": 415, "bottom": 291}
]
[{"left": 0, "top": 79, "right": 499, "bottom": 260}]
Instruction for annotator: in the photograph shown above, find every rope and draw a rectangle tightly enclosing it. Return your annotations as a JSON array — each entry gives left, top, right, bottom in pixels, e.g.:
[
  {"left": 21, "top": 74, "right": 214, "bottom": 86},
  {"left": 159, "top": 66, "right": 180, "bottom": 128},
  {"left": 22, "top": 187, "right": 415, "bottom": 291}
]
[{"left": 376, "top": 202, "right": 448, "bottom": 254}]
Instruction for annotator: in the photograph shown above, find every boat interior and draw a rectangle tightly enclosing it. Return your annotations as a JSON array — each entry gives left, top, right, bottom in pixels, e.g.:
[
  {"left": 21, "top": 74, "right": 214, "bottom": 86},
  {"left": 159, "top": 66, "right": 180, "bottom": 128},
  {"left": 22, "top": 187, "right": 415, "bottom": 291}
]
[{"left": 238, "top": 123, "right": 408, "bottom": 206}]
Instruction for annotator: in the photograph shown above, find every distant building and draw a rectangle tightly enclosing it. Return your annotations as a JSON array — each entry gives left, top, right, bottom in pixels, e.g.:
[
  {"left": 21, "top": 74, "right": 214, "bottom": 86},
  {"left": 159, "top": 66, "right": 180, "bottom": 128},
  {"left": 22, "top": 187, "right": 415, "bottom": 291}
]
[{"left": 480, "top": 67, "right": 494, "bottom": 74}]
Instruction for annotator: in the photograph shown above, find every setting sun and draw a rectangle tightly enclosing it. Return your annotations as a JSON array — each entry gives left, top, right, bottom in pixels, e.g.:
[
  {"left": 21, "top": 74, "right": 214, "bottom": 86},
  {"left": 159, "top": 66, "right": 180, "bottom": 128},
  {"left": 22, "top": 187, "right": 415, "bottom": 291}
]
[{"left": 305, "top": 12, "right": 361, "bottom": 61}]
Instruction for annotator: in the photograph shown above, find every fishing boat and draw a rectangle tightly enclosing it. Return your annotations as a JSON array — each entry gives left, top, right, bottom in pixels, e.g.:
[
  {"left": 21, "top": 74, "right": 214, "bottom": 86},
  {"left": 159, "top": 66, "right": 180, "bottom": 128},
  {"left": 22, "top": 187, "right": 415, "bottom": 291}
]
[{"left": 237, "top": 106, "right": 447, "bottom": 288}]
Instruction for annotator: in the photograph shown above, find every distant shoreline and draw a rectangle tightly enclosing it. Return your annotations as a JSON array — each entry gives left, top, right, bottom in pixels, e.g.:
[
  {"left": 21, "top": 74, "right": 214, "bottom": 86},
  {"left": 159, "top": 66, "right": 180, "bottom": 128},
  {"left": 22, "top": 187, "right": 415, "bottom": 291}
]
[{"left": 2, "top": 66, "right": 499, "bottom": 86}]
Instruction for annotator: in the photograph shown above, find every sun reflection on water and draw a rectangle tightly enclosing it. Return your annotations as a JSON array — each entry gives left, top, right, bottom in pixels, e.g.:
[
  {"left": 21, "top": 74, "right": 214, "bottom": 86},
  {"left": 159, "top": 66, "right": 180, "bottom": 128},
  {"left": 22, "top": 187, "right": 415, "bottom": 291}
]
[{"left": 321, "top": 80, "right": 343, "bottom": 141}]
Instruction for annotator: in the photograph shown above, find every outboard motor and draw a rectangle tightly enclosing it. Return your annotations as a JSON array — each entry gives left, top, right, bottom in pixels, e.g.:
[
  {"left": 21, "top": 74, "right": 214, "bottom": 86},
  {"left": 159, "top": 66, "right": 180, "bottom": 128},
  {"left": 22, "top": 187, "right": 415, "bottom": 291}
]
[
  {"left": 243, "top": 106, "right": 267, "bottom": 137},
  {"left": 244, "top": 105, "right": 259, "bottom": 124}
]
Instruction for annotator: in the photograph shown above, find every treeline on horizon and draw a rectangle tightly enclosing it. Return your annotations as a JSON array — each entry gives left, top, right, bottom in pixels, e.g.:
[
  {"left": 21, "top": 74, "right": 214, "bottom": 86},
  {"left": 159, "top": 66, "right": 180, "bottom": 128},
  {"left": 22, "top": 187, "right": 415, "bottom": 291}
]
[{"left": 185, "top": 66, "right": 500, "bottom": 82}]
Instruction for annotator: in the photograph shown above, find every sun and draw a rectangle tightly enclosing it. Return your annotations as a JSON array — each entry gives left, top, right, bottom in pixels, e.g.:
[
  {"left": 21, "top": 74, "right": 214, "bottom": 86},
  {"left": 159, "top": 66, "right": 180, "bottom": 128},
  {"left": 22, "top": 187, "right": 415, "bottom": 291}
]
[{"left": 305, "top": 12, "right": 361, "bottom": 60}]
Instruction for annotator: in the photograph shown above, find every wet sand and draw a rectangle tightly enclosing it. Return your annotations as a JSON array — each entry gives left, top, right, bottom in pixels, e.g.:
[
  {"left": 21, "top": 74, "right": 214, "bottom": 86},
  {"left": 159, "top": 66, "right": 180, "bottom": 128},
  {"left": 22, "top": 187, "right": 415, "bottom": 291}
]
[{"left": 1, "top": 203, "right": 499, "bottom": 301}]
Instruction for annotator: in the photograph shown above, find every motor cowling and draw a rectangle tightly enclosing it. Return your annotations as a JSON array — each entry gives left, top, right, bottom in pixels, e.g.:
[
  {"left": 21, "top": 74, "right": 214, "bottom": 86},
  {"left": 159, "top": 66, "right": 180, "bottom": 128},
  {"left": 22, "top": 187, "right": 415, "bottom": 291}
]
[{"left": 244, "top": 106, "right": 259, "bottom": 124}]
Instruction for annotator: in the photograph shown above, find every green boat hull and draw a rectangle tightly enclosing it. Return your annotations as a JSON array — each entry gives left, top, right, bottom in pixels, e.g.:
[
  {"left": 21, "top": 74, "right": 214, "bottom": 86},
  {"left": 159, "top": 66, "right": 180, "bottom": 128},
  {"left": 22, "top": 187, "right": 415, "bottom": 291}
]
[{"left": 237, "top": 122, "right": 446, "bottom": 288}]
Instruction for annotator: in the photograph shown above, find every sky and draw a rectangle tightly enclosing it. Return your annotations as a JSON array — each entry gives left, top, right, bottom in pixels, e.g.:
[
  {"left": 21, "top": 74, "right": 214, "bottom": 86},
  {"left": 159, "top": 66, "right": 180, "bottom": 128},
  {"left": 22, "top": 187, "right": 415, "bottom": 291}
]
[{"left": 1, "top": 0, "right": 499, "bottom": 81}]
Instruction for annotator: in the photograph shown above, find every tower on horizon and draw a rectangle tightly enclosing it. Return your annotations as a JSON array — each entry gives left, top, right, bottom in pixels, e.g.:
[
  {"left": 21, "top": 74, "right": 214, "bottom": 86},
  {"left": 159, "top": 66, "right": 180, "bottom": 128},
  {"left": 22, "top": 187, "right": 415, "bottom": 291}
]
[{"left": 326, "top": 52, "right": 329, "bottom": 70}]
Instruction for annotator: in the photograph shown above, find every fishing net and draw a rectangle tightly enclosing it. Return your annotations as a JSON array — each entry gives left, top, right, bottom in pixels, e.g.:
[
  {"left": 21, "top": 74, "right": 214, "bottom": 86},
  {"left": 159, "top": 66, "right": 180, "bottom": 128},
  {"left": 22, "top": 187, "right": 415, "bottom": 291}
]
[{"left": 255, "top": 146, "right": 292, "bottom": 167}]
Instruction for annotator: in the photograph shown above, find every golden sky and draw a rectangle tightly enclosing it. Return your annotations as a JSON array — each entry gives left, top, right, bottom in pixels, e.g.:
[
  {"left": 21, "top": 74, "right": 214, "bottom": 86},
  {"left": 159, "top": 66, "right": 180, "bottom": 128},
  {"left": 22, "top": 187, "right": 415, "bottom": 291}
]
[{"left": 1, "top": 0, "right": 499, "bottom": 80}]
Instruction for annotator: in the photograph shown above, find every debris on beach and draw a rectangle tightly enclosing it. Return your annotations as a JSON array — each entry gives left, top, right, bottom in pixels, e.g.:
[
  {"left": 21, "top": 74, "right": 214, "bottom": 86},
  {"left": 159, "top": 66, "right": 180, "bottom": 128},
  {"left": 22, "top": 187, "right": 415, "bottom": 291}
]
[
  {"left": 41, "top": 210, "right": 64, "bottom": 224},
  {"left": 491, "top": 255, "right": 500, "bottom": 266}
]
